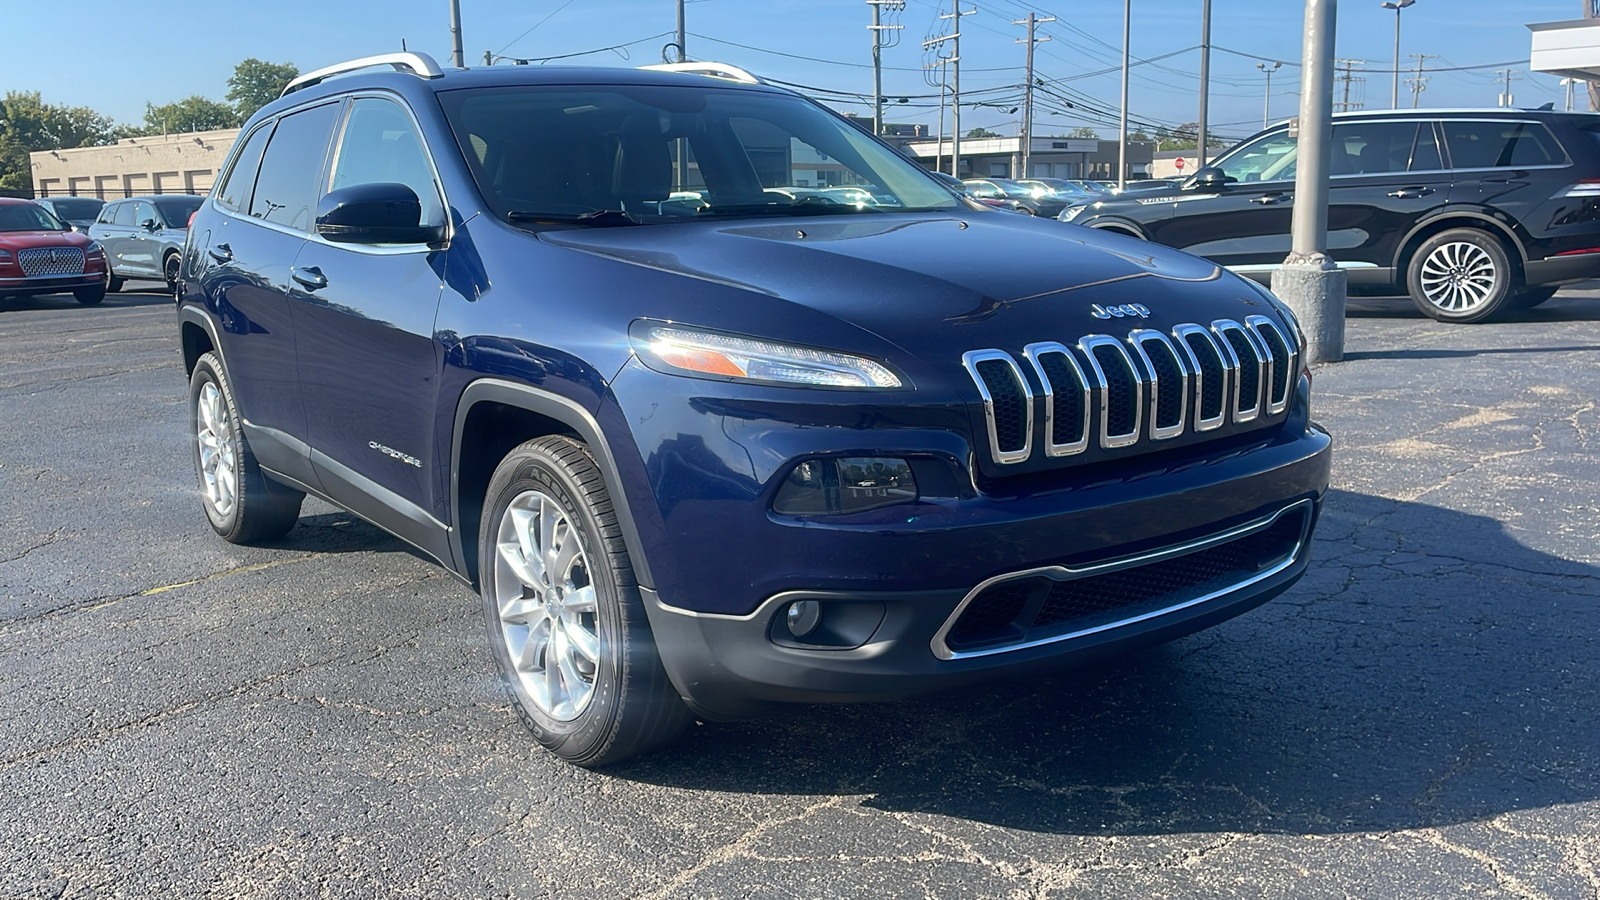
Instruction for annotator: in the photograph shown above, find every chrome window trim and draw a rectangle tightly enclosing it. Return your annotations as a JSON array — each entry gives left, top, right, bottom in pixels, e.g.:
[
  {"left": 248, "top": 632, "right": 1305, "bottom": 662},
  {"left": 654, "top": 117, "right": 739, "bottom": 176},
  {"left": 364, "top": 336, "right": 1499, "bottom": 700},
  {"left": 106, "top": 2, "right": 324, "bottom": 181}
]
[
  {"left": 1212, "top": 319, "right": 1265, "bottom": 424},
  {"left": 961, "top": 349, "right": 1034, "bottom": 465},
  {"left": 1245, "top": 315, "right": 1296, "bottom": 416},
  {"left": 1078, "top": 334, "right": 1143, "bottom": 449},
  {"left": 1172, "top": 324, "right": 1230, "bottom": 432},
  {"left": 1128, "top": 329, "right": 1189, "bottom": 441},
  {"left": 930, "top": 498, "right": 1315, "bottom": 660},
  {"left": 1022, "top": 341, "right": 1090, "bottom": 457}
]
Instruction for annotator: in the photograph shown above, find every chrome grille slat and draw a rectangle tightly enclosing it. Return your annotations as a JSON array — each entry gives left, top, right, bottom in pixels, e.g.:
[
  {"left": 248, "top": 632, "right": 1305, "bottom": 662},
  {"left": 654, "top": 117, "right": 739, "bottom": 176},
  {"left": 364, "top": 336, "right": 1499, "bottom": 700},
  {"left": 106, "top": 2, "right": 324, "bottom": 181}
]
[
  {"left": 1079, "top": 335, "right": 1144, "bottom": 449},
  {"left": 1172, "top": 324, "right": 1229, "bottom": 432},
  {"left": 1245, "top": 315, "right": 1296, "bottom": 415},
  {"left": 962, "top": 350, "right": 1034, "bottom": 465},
  {"left": 1212, "top": 319, "right": 1265, "bottom": 424},
  {"left": 1129, "top": 329, "right": 1189, "bottom": 441},
  {"left": 17, "top": 247, "right": 86, "bottom": 277},
  {"left": 1023, "top": 342, "right": 1090, "bottom": 457}
]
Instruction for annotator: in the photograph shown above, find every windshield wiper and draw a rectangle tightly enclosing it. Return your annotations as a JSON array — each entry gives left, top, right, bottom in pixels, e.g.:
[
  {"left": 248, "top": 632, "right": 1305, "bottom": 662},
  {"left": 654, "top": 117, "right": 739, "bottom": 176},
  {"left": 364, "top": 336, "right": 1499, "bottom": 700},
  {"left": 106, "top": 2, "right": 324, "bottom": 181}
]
[
  {"left": 694, "top": 202, "right": 884, "bottom": 218},
  {"left": 506, "top": 209, "right": 641, "bottom": 227}
]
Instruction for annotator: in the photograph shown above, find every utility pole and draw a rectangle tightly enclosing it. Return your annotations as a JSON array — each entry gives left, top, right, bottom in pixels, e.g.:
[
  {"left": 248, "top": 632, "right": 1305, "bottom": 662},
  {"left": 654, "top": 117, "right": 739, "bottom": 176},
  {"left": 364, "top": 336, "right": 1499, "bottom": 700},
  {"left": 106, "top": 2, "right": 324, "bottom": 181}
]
[
  {"left": 676, "top": 0, "right": 688, "bottom": 62},
  {"left": 1381, "top": 0, "right": 1415, "bottom": 108},
  {"left": 449, "top": 0, "right": 464, "bottom": 68},
  {"left": 1333, "top": 59, "right": 1365, "bottom": 113},
  {"left": 1405, "top": 53, "right": 1437, "bottom": 107},
  {"left": 484, "top": 50, "right": 493, "bottom": 66},
  {"left": 1197, "top": 0, "right": 1213, "bottom": 167},
  {"left": 1257, "top": 61, "right": 1283, "bottom": 130},
  {"left": 1015, "top": 12, "right": 1054, "bottom": 179},
  {"left": 924, "top": 4, "right": 974, "bottom": 179},
  {"left": 869, "top": 1, "right": 905, "bottom": 136},
  {"left": 1272, "top": 0, "right": 1345, "bottom": 365},
  {"left": 1119, "top": 0, "right": 1131, "bottom": 189},
  {"left": 1496, "top": 68, "right": 1521, "bottom": 107}
]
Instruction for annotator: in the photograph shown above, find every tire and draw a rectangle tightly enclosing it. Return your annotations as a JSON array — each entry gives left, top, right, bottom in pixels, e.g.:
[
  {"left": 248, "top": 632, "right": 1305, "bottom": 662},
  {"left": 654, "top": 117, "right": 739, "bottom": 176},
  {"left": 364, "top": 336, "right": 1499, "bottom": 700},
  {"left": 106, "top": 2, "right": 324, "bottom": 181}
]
[
  {"left": 479, "top": 435, "right": 690, "bottom": 766},
  {"left": 189, "top": 352, "right": 303, "bottom": 543},
  {"left": 106, "top": 269, "right": 123, "bottom": 293},
  {"left": 1406, "top": 228, "right": 1516, "bottom": 323},
  {"left": 73, "top": 284, "right": 106, "bottom": 305},
  {"left": 1508, "top": 285, "right": 1559, "bottom": 310},
  {"left": 163, "top": 253, "right": 181, "bottom": 296}
]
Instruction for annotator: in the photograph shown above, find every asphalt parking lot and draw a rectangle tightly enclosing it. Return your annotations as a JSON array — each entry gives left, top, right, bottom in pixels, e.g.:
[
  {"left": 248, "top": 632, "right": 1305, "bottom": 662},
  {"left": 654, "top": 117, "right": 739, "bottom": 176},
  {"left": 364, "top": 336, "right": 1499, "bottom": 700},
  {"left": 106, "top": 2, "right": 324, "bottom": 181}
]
[{"left": 3, "top": 283, "right": 1599, "bottom": 899}]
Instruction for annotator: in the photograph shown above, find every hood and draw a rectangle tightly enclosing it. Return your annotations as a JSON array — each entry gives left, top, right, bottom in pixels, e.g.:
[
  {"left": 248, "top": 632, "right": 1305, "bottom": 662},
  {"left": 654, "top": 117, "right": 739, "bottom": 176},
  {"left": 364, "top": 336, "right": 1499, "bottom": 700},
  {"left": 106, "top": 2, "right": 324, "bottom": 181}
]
[
  {"left": 538, "top": 211, "right": 1281, "bottom": 364},
  {"left": 0, "top": 230, "right": 92, "bottom": 250}
]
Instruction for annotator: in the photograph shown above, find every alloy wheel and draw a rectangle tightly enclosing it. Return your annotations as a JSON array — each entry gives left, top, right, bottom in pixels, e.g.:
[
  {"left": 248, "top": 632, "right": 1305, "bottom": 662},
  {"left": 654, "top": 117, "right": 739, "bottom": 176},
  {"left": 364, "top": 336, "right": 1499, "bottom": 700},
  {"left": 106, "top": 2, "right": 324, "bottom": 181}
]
[
  {"left": 492, "top": 490, "right": 600, "bottom": 721},
  {"left": 196, "top": 381, "right": 237, "bottom": 517},
  {"left": 1419, "top": 241, "right": 1498, "bottom": 313}
]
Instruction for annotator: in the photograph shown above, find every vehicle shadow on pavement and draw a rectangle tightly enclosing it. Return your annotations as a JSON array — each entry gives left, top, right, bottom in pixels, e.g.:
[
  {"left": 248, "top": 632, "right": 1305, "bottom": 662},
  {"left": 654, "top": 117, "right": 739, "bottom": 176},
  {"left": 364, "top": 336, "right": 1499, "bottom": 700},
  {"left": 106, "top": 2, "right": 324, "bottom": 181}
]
[
  {"left": 1347, "top": 293, "right": 1600, "bottom": 322},
  {"left": 1345, "top": 344, "right": 1600, "bottom": 362},
  {"left": 266, "top": 512, "right": 417, "bottom": 557},
  {"left": 0, "top": 291, "right": 172, "bottom": 312},
  {"left": 618, "top": 487, "right": 1600, "bottom": 837}
]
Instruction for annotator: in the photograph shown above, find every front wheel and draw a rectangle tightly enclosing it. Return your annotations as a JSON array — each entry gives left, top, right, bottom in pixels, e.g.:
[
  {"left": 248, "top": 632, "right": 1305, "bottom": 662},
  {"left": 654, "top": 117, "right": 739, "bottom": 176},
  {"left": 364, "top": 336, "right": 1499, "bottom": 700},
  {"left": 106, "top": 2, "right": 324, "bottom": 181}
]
[
  {"left": 1407, "top": 228, "right": 1515, "bottom": 323},
  {"left": 189, "top": 352, "right": 303, "bottom": 542},
  {"left": 479, "top": 436, "right": 690, "bottom": 766},
  {"left": 73, "top": 284, "right": 106, "bottom": 305}
]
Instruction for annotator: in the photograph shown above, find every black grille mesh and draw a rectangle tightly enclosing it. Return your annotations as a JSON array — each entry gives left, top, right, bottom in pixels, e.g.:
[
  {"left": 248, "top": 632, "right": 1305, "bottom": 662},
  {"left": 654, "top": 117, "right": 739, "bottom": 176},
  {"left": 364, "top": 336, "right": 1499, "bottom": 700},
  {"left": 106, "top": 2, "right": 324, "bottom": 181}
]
[
  {"left": 1092, "top": 345, "right": 1138, "bottom": 437},
  {"left": 1185, "top": 334, "right": 1226, "bottom": 422},
  {"left": 976, "top": 359, "right": 1028, "bottom": 453},
  {"left": 1222, "top": 329, "right": 1261, "bottom": 413},
  {"left": 1140, "top": 339, "right": 1185, "bottom": 431},
  {"left": 1037, "top": 352, "right": 1086, "bottom": 446},
  {"left": 1255, "top": 324, "right": 1292, "bottom": 407},
  {"left": 944, "top": 509, "right": 1306, "bottom": 652}
]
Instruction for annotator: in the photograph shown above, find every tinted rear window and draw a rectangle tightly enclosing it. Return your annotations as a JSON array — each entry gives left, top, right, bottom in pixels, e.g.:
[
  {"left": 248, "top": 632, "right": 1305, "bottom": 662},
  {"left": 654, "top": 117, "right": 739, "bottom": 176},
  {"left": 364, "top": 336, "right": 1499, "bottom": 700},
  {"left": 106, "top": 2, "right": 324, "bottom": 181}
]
[
  {"left": 217, "top": 123, "right": 273, "bottom": 213},
  {"left": 1443, "top": 121, "right": 1564, "bottom": 169},
  {"left": 249, "top": 102, "right": 339, "bottom": 230},
  {"left": 45, "top": 198, "right": 103, "bottom": 219},
  {"left": 153, "top": 196, "right": 203, "bottom": 228}
]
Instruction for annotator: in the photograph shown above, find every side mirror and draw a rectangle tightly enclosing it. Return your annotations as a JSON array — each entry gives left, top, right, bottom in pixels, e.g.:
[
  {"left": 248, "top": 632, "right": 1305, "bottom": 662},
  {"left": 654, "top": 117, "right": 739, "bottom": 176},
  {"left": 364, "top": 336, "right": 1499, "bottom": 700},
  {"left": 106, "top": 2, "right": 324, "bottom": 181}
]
[
  {"left": 1190, "top": 166, "right": 1237, "bottom": 192},
  {"left": 315, "top": 183, "right": 442, "bottom": 245},
  {"left": 141, "top": 218, "right": 159, "bottom": 232}
]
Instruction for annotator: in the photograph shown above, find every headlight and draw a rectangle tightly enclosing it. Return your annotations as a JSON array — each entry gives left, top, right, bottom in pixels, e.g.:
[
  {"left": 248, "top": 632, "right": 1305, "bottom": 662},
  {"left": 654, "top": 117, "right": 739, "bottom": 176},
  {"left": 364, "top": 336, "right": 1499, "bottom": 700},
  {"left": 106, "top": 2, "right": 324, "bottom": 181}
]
[
  {"left": 0, "top": 249, "right": 11, "bottom": 261},
  {"left": 1058, "top": 205, "right": 1089, "bottom": 223},
  {"left": 630, "top": 323, "right": 903, "bottom": 389},
  {"left": 85, "top": 241, "right": 105, "bottom": 256}
]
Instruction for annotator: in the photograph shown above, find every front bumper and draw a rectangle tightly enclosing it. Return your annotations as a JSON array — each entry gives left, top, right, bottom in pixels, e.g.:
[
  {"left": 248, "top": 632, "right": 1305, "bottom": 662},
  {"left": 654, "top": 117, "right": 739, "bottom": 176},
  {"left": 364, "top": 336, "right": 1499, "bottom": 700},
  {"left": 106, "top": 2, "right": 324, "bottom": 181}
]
[
  {"left": 642, "top": 423, "right": 1331, "bottom": 719},
  {"left": 0, "top": 272, "right": 103, "bottom": 296}
]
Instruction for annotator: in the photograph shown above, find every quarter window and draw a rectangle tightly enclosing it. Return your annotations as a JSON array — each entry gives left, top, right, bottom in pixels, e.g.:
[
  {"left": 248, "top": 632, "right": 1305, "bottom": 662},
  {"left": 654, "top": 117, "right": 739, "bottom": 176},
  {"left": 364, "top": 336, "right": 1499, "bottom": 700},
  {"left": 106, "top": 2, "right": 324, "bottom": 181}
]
[
  {"left": 134, "top": 201, "right": 158, "bottom": 229},
  {"left": 111, "top": 202, "right": 136, "bottom": 226},
  {"left": 216, "top": 122, "right": 274, "bottom": 213},
  {"left": 1443, "top": 121, "right": 1564, "bottom": 169},
  {"left": 327, "top": 97, "right": 444, "bottom": 227},
  {"left": 250, "top": 102, "right": 340, "bottom": 231}
]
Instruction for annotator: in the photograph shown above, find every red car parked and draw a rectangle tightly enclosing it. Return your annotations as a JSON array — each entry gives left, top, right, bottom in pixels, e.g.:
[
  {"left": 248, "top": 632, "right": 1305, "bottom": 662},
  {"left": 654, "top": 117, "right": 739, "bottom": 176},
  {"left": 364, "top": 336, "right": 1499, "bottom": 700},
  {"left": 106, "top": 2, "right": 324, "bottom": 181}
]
[{"left": 0, "top": 197, "right": 108, "bottom": 306}]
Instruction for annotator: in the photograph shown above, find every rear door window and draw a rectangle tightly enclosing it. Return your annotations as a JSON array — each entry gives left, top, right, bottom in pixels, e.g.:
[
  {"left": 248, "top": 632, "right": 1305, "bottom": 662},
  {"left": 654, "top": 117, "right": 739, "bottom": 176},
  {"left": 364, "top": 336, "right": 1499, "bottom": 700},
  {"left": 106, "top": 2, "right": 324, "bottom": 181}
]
[
  {"left": 216, "top": 122, "right": 274, "bottom": 213},
  {"left": 249, "top": 102, "right": 340, "bottom": 231},
  {"left": 1443, "top": 121, "right": 1564, "bottom": 169},
  {"left": 1329, "top": 121, "right": 1435, "bottom": 176}
]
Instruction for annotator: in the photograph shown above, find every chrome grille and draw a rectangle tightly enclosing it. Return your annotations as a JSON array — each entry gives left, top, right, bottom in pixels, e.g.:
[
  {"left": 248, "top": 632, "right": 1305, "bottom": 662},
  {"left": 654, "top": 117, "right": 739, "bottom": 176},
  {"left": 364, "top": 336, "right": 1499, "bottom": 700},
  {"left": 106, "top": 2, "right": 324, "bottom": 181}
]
[
  {"left": 963, "top": 316, "right": 1297, "bottom": 466},
  {"left": 17, "top": 247, "right": 85, "bottom": 277}
]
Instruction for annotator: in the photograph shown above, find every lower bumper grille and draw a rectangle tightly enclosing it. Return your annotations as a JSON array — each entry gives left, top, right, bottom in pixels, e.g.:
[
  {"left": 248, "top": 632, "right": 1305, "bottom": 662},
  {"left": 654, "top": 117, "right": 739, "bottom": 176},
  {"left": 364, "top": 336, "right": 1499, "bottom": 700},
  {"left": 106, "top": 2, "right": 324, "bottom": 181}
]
[{"left": 933, "top": 500, "right": 1312, "bottom": 659}]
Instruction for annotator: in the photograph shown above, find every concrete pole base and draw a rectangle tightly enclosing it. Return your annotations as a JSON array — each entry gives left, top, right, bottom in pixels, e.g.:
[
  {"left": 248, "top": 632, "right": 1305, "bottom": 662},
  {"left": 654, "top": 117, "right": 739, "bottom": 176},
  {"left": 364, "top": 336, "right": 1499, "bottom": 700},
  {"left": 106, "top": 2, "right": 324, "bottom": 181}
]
[{"left": 1271, "top": 257, "right": 1347, "bottom": 364}]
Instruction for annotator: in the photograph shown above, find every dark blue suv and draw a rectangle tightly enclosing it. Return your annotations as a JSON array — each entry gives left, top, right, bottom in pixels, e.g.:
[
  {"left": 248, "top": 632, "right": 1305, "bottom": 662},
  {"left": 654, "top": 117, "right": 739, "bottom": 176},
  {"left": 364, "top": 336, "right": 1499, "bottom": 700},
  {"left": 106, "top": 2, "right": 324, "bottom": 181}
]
[{"left": 177, "top": 53, "right": 1331, "bottom": 765}]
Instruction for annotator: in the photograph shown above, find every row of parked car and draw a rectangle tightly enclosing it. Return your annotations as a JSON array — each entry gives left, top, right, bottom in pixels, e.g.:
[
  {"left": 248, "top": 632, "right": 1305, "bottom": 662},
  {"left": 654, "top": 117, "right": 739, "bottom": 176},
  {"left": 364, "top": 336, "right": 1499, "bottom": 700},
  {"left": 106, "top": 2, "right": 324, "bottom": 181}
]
[{"left": 0, "top": 193, "right": 203, "bottom": 305}]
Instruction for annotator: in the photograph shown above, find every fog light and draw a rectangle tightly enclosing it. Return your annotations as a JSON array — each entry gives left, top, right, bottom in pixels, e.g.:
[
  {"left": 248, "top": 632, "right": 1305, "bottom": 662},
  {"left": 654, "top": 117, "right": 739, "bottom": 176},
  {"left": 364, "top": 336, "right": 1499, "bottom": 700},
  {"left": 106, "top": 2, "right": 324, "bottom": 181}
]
[
  {"left": 772, "top": 457, "right": 917, "bottom": 516},
  {"left": 785, "top": 600, "right": 822, "bottom": 638}
]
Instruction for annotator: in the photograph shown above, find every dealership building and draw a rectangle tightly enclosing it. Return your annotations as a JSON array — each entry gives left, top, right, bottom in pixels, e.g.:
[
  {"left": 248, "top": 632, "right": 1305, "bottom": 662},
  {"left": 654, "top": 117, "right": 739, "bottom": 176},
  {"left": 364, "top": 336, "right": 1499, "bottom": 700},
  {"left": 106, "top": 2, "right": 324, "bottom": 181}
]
[
  {"left": 29, "top": 128, "right": 240, "bottom": 200},
  {"left": 904, "top": 135, "right": 1153, "bottom": 181}
]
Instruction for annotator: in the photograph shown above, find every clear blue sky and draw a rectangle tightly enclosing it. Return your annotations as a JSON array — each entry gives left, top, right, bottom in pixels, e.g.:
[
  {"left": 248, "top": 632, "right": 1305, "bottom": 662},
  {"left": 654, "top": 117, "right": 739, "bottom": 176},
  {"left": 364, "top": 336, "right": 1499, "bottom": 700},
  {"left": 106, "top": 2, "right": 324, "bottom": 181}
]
[{"left": 0, "top": 0, "right": 1583, "bottom": 142}]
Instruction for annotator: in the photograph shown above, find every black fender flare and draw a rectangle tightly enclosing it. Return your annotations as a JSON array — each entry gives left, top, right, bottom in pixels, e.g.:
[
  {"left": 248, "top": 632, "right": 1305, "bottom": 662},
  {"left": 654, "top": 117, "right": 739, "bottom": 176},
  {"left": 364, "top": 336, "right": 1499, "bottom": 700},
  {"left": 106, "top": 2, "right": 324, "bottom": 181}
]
[
  {"left": 449, "top": 378, "right": 655, "bottom": 591},
  {"left": 1393, "top": 208, "right": 1529, "bottom": 272},
  {"left": 177, "top": 303, "right": 224, "bottom": 377}
]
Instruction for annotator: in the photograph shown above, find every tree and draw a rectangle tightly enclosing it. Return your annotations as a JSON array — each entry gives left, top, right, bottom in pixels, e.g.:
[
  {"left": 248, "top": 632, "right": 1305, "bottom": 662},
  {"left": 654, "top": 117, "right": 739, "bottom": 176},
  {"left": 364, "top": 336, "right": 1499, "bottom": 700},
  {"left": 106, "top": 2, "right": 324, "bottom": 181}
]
[
  {"left": 141, "top": 96, "right": 239, "bottom": 135},
  {"left": 227, "top": 58, "right": 300, "bottom": 121},
  {"left": 965, "top": 127, "right": 1001, "bottom": 139},
  {"left": 0, "top": 91, "right": 119, "bottom": 191},
  {"left": 1066, "top": 126, "right": 1099, "bottom": 139},
  {"left": 1128, "top": 129, "right": 1151, "bottom": 143}
]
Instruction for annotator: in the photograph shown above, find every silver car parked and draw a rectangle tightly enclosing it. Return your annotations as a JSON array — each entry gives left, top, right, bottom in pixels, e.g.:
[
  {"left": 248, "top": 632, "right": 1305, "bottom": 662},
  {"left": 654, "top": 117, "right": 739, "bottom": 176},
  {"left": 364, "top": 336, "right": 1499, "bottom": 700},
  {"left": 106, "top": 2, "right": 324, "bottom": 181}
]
[{"left": 88, "top": 195, "right": 203, "bottom": 293}]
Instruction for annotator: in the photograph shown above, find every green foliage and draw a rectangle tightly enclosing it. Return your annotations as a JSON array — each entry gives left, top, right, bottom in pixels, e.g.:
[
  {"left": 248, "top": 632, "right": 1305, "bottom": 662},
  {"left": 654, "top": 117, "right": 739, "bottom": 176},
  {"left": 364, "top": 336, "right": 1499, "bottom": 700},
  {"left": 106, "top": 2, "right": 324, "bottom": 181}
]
[
  {"left": 227, "top": 58, "right": 300, "bottom": 121},
  {"left": 965, "top": 127, "right": 1001, "bottom": 139},
  {"left": 1066, "top": 126, "right": 1099, "bottom": 139},
  {"left": 0, "top": 91, "right": 119, "bottom": 191},
  {"left": 140, "top": 95, "right": 240, "bottom": 135}
]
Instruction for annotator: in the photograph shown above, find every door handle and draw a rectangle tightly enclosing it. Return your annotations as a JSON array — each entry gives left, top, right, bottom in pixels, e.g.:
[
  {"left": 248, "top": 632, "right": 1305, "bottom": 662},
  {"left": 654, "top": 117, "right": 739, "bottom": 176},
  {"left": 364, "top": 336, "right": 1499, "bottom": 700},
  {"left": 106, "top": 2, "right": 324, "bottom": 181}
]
[
  {"left": 1386, "top": 186, "right": 1436, "bottom": 199},
  {"left": 292, "top": 266, "right": 328, "bottom": 291},
  {"left": 208, "top": 243, "right": 232, "bottom": 263},
  {"left": 1250, "top": 193, "right": 1292, "bottom": 205}
]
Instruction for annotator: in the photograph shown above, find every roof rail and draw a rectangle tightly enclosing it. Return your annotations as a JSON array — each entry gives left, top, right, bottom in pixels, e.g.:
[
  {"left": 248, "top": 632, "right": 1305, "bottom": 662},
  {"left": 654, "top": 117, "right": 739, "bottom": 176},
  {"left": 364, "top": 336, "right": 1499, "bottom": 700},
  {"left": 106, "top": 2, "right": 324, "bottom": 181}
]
[
  {"left": 282, "top": 52, "right": 446, "bottom": 97},
  {"left": 637, "top": 61, "right": 764, "bottom": 85}
]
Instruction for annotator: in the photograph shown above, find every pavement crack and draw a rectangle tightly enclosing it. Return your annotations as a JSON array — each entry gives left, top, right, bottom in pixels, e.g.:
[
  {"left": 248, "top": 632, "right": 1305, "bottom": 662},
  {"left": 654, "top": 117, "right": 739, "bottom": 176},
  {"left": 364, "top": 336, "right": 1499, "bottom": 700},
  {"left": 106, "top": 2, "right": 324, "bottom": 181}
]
[
  {"left": 1414, "top": 829, "right": 1551, "bottom": 900},
  {"left": 634, "top": 796, "right": 850, "bottom": 899}
]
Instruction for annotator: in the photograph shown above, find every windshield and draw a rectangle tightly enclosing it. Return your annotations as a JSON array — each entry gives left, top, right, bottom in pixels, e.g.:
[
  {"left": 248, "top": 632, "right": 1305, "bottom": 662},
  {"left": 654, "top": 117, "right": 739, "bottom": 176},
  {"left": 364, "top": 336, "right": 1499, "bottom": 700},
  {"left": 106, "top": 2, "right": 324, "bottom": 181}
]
[
  {"left": 43, "top": 198, "right": 103, "bottom": 220},
  {"left": 438, "top": 84, "right": 961, "bottom": 224},
  {"left": 1209, "top": 130, "right": 1298, "bottom": 183},
  {"left": 0, "top": 203, "right": 67, "bottom": 232},
  {"left": 153, "top": 196, "right": 203, "bottom": 228}
]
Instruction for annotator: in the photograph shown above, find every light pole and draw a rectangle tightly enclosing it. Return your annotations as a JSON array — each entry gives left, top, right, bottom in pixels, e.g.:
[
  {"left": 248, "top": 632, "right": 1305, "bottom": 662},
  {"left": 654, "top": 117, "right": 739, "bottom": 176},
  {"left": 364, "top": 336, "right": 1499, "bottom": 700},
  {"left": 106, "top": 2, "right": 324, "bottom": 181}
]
[
  {"left": 1257, "top": 61, "right": 1282, "bottom": 129},
  {"left": 1381, "top": 0, "right": 1415, "bottom": 109}
]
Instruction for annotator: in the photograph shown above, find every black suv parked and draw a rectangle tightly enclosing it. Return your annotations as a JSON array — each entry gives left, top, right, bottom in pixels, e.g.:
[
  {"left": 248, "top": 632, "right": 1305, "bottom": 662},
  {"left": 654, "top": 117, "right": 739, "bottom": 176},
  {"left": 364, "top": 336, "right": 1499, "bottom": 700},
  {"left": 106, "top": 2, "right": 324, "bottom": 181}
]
[
  {"left": 1061, "top": 110, "right": 1600, "bottom": 322},
  {"left": 178, "top": 53, "right": 1330, "bottom": 765}
]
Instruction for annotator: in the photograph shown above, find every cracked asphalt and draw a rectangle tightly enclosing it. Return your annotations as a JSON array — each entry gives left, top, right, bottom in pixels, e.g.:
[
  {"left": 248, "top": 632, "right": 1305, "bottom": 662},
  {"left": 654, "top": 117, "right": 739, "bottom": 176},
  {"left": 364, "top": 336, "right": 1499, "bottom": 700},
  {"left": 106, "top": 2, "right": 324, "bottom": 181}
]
[{"left": 3, "top": 282, "right": 1599, "bottom": 899}]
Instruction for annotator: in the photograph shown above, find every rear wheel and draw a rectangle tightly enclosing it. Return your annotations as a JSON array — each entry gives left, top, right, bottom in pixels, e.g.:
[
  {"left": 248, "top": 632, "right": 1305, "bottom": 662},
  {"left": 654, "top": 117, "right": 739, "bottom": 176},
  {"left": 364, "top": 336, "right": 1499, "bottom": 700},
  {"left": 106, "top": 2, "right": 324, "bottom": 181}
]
[
  {"left": 479, "top": 435, "right": 690, "bottom": 766},
  {"left": 1406, "top": 228, "right": 1515, "bottom": 323},
  {"left": 163, "top": 253, "right": 181, "bottom": 296},
  {"left": 189, "top": 352, "right": 303, "bottom": 543}
]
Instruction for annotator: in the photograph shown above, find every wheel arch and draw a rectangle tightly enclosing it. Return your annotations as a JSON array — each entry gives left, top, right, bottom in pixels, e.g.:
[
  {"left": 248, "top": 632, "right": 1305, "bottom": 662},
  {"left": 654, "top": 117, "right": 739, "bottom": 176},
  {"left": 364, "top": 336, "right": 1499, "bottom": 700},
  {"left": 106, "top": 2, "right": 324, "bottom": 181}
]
[
  {"left": 1086, "top": 219, "right": 1150, "bottom": 240},
  {"left": 1394, "top": 212, "right": 1529, "bottom": 286},
  {"left": 450, "top": 379, "right": 652, "bottom": 592},
  {"left": 178, "top": 304, "right": 220, "bottom": 378}
]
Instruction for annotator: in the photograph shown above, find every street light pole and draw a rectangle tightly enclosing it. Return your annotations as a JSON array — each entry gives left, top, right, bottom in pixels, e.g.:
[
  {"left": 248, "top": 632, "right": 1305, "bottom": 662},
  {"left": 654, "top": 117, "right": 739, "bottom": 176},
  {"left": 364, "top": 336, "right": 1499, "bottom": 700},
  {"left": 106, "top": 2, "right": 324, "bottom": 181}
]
[
  {"left": 1257, "top": 61, "right": 1282, "bottom": 129},
  {"left": 1381, "top": 0, "right": 1415, "bottom": 109},
  {"left": 1197, "top": 0, "right": 1213, "bottom": 167},
  {"left": 1271, "top": 0, "right": 1346, "bottom": 364},
  {"left": 1118, "top": 0, "right": 1130, "bottom": 190},
  {"left": 449, "top": 0, "right": 464, "bottom": 68}
]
